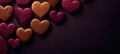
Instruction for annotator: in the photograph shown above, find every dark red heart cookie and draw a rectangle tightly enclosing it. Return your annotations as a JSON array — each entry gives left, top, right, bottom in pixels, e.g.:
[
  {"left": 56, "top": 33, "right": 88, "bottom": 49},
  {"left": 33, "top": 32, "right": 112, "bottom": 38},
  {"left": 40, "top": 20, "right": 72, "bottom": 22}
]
[
  {"left": 0, "top": 36, "right": 7, "bottom": 54},
  {"left": 0, "top": 0, "right": 12, "bottom": 5},
  {"left": 16, "top": 0, "right": 32, "bottom": 7},
  {"left": 8, "top": 38, "right": 20, "bottom": 48}
]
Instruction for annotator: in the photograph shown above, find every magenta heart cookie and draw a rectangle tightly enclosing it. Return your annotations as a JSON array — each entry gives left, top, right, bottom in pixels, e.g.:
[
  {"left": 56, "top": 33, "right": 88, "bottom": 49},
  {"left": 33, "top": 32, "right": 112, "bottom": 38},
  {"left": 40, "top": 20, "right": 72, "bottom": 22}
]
[
  {"left": 0, "top": 23, "right": 16, "bottom": 38},
  {"left": 0, "top": 36, "right": 7, "bottom": 54},
  {"left": 16, "top": 0, "right": 32, "bottom": 7},
  {"left": 14, "top": 7, "right": 33, "bottom": 26},
  {"left": 8, "top": 38, "right": 20, "bottom": 48},
  {"left": 0, "top": 0, "right": 12, "bottom": 5},
  {"left": 50, "top": 10, "right": 64, "bottom": 22},
  {"left": 62, "top": 0, "right": 80, "bottom": 13}
]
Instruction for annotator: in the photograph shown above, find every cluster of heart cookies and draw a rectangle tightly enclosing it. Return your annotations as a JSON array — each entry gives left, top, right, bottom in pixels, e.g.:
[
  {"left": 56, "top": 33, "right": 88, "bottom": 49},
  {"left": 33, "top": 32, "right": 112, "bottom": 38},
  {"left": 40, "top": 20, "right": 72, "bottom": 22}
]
[{"left": 0, "top": 0, "right": 83, "bottom": 54}]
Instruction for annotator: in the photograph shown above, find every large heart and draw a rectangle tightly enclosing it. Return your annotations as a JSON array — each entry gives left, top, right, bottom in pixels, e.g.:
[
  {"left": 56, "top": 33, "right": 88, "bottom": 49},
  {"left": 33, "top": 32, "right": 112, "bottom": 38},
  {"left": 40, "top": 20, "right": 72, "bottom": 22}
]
[
  {"left": 16, "top": 27, "right": 32, "bottom": 42},
  {"left": 8, "top": 38, "right": 20, "bottom": 48},
  {"left": 0, "top": 5, "right": 13, "bottom": 21},
  {"left": 0, "top": 23, "right": 16, "bottom": 38},
  {"left": 48, "top": 0, "right": 58, "bottom": 8},
  {"left": 32, "top": 1, "right": 50, "bottom": 19},
  {"left": 62, "top": 0, "right": 80, "bottom": 13},
  {"left": 16, "top": 0, "right": 32, "bottom": 7},
  {"left": 50, "top": 10, "right": 64, "bottom": 22},
  {"left": 0, "top": 36, "right": 7, "bottom": 54},
  {"left": 14, "top": 7, "right": 33, "bottom": 26},
  {"left": 31, "top": 19, "right": 50, "bottom": 35},
  {"left": 0, "top": 0, "right": 12, "bottom": 5}
]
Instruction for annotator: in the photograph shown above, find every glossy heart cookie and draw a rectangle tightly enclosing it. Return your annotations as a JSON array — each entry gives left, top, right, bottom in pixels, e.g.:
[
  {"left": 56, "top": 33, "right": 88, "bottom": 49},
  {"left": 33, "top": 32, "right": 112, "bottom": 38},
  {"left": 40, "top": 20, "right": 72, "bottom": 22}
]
[
  {"left": 16, "top": 0, "right": 32, "bottom": 7},
  {"left": 48, "top": 0, "right": 58, "bottom": 8},
  {"left": 14, "top": 7, "right": 33, "bottom": 26},
  {"left": 0, "top": 23, "right": 16, "bottom": 38},
  {"left": 62, "top": 0, "right": 80, "bottom": 13},
  {"left": 8, "top": 38, "right": 20, "bottom": 48},
  {"left": 31, "top": 19, "right": 50, "bottom": 35},
  {"left": 50, "top": 10, "right": 64, "bottom": 22},
  {"left": 16, "top": 27, "right": 32, "bottom": 42},
  {"left": 0, "top": 5, "right": 13, "bottom": 21},
  {"left": 0, "top": 36, "right": 7, "bottom": 54},
  {"left": 0, "top": 0, "right": 12, "bottom": 5},
  {"left": 32, "top": 1, "right": 50, "bottom": 19}
]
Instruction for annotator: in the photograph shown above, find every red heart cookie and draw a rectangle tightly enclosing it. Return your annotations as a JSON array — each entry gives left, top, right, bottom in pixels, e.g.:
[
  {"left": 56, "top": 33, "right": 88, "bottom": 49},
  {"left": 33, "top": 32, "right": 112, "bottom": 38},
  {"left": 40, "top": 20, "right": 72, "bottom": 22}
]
[
  {"left": 48, "top": 0, "right": 58, "bottom": 8},
  {"left": 0, "top": 5, "right": 13, "bottom": 21},
  {"left": 8, "top": 38, "right": 20, "bottom": 48},
  {"left": 62, "top": 0, "right": 80, "bottom": 13},
  {"left": 0, "top": 36, "right": 7, "bottom": 54},
  {"left": 31, "top": 19, "right": 50, "bottom": 35},
  {"left": 16, "top": 27, "right": 32, "bottom": 42},
  {"left": 0, "top": 0, "right": 12, "bottom": 5}
]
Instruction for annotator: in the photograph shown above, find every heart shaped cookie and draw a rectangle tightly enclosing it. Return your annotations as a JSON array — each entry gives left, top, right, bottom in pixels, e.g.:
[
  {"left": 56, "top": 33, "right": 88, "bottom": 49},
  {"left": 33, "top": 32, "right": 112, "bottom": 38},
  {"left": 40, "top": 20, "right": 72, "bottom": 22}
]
[
  {"left": 8, "top": 38, "right": 20, "bottom": 48},
  {"left": 50, "top": 10, "right": 64, "bottom": 22},
  {"left": 0, "top": 36, "right": 7, "bottom": 54},
  {"left": 0, "top": 23, "right": 16, "bottom": 38},
  {"left": 16, "top": 0, "right": 32, "bottom": 7},
  {"left": 48, "top": 0, "right": 58, "bottom": 8},
  {"left": 31, "top": 19, "right": 50, "bottom": 35},
  {"left": 32, "top": 1, "right": 50, "bottom": 19},
  {"left": 14, "top": 7, "right": 33, "bottom": 26},
  {"left": 16, "top": 27, "right": 32, "bottom": 42},
  {"left": 62, "top": 0, "right": 80, "bottom": 13},
  {"left": 0, "top": 5, "right": 13, "bottom": 21},
  {"left": 0, "top": 0, "right": 12, "bottom": 5}
]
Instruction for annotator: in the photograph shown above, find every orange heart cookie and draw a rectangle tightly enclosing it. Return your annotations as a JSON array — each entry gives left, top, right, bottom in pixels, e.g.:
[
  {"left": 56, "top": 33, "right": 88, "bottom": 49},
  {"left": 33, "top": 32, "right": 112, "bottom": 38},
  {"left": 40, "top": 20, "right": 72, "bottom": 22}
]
[
  {"left": 31, "top": 18, "right": 50, "bottom": 35},
  {"left": 32, "top": 1, "right": 50, "bottom": 19},
  {"left": 48, "top": 0, "right": 58, "bottom": 8},
  {"left": 0, "top": 6, "right": 13, "bottom": 21},
  {"left": 16, "top": 27, "right": 32, "bottom": 42}
]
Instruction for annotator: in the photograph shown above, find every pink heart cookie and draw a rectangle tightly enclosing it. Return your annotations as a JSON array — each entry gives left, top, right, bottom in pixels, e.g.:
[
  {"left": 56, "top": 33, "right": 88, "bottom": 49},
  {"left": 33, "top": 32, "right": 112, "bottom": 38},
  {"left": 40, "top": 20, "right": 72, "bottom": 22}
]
[
  {"left": 62, "top": 0, "right": 80, "bottom": 13},
  {"left": 14, "top": 7, "right": 33, "bottom": 26},
  {"left": 16, "top": 0, "right": 32, "bottom": 7},
  {"left": 50, "top": 10, "right": 64, "bottom": 22},
  {"left": 8, "top": 38, "right": 20, "bottom": 48},
  {"left": 0, "top": 0, "right": 12, "bottom": 5},
  {"left": 0, "top": 23, "right": 16, "bottom": 38},
  {"left": 0, "top": 36, "right": 7, "bottom": 54}
]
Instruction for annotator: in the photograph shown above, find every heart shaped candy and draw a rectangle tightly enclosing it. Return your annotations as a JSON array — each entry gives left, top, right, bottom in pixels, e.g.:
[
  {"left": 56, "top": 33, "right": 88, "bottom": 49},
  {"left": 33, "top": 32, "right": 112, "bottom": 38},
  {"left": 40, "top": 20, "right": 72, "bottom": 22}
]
[
  {"left": 14, "top": 7, "right": 33, "bottom": 26},
  {"left": 31, "top": 19, "right": 50, "bottom": 35},
  {"left": 48, "top": 0, "right": 58, "bottom": 8},
  {"left": 8, "top": 38, "right": 20, "bottom": 48},
  {"left": 62, "top": 0, "right": 80, "bottom": 13},
  {"left": 0, "top": 36, "right": 7, "bottom": 54},
  {"left": 16, "top": 0, "right": 32, "bottom": 7},
  {"left": 16, "top": 27, "right": 32, "bottom": 42},
  {"left": 32, "top": 1, "right": 50, "bottom": 19},
  {"left": 0, "top": 0, "right": 12, "bottom": 5},
  {"left": 0, "top": 23, "right": 16, "bottom": 38},
  {"left": 50, "top": 10, "right": 64, "bottom": 22},
  {"left": 0, "top": 5, "right": 13, "bottom": 21}
]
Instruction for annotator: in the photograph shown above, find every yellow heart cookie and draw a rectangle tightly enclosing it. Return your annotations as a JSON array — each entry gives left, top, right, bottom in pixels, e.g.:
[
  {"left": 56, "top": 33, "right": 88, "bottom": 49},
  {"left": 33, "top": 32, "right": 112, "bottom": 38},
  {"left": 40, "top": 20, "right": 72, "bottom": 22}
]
[{"left": 32, "top": 1, "right": 50, "bottom": 19}]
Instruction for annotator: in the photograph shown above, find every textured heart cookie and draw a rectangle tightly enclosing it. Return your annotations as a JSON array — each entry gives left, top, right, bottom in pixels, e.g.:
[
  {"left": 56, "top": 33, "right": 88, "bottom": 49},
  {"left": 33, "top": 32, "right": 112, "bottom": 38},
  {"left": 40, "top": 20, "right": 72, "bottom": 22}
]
[
  {"left": 16, "top": 27, "right": 32, "bottom": 42},
  {"left": 16, "top": 0, "right": 32, "bottom": 7},
  {"left": 0, "top": 0, "right": 12, "bottom": 5},
  {"left": 14, "top": 7, "right": 33, "bottom": 26},
  {"left": 0, "top": 5, "right": 13, "bottom": 21},
  {"left": 48, "top": 0, "right": 58, "bottom": 8},
  {"left": 32, "top": 1, "right": 50, "bottom": 19},
  {"left": 0, "top": 36, "right": 7, "bottom": 54},
  {"left": 62, "top": 0, "right": 80, "bottom": 13},
  {"left": 0, "top": 23, "right": 16, "bottom": 38},
  {"left": 8, "top": 38, "right": 20, "bottom": 48},
  {"left": 31, "top": 19, "right": 50, "bottom": 35},
  {"left": 50, "top": 10, "right": 64, "bottom": 22}
]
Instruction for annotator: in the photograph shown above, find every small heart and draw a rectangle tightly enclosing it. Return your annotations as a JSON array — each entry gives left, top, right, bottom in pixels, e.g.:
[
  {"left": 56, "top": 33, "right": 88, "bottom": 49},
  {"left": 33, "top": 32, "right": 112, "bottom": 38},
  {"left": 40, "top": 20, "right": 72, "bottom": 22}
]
[
  {"left": 8, "top": 38, "right": 20, "bottom": 48},
  {"left": 0, "top": 0, "right": 12, "bottom": 5},
  {"left": 62, "top": 0, "right": 80, "bottom": 13},
  {"left": 50, "top": 10, "right": 64, "bottom": 22},
  {"left": 0, "top": 36, "right": 7, "bottom": 54},
  {"left": 0, "top": 23, "right": 16, "bottom": 38},
  {"left": 48, "top": 0, "right": 58, "bottom": 8},
  {"left": 0, "top": 5, "right": 13, "bottom": 21},
  {"left": 14, "top": 7, "right": 33, "bottom": 26},
  {"left": 32, "top": 1, "right": 50, "bottom": 19},
  {"left": 16, "top": 0, "right": 32, "bottom": 7},
  {"left": 31, "top": 19, "right": 50, "bottom": 35},
  {"left": 16, "top": 27, "right": 32, "bottom": 42}
]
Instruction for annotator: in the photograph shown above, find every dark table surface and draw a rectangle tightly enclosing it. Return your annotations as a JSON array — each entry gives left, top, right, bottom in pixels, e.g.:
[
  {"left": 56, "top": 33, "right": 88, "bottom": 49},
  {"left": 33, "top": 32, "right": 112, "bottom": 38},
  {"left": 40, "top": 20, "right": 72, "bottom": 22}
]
[{"left": 5, "top": 0, "right": 120, "bottom": 54}]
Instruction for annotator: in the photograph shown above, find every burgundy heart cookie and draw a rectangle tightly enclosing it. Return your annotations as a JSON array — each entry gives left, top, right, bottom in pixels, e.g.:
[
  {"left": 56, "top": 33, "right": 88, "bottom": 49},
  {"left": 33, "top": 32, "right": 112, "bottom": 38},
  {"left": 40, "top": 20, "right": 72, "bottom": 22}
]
[
  {"left": 0, "top": 0, "right": 12, "bottom": 5},
  {"left": 50, "top": 10, "right": 64, "bottom": 22},
  {"left": 0, "top": 36, "right": 7, "bottom": 54},
  {"left": 14, "top": 7, "right": 33, "bottom": 26},
  {"left": 62, "top": 0, "right": 80, "bottom": 13},
  {"left": 0, "top": 23, "right": 16, "bottom": 38},
  {"left": 16, "top": 0, "right": 32, "bottom": 7},
  {"left": 8, "top": 38, "right": 20, "bottom": 48}
]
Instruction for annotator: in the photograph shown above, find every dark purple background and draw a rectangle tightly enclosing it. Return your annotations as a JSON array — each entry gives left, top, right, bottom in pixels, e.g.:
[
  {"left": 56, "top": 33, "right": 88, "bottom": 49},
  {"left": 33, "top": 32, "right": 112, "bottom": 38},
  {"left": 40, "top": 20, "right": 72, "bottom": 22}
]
[{"left": 6, "top": 0, "right": 120, "bottom": 54}]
